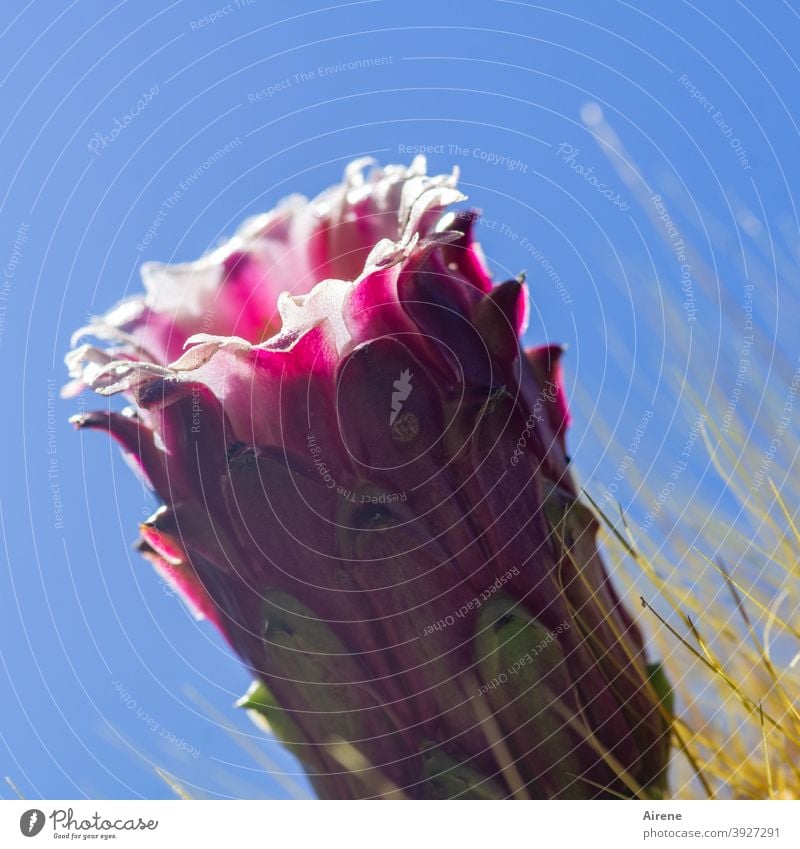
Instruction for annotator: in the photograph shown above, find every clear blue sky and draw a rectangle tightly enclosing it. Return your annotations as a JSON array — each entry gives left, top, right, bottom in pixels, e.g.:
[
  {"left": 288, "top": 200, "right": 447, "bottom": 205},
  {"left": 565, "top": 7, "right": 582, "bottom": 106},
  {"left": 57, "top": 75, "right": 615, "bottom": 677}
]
[{"left": 1, "top": 0, "right": 798, "bottom": 799}]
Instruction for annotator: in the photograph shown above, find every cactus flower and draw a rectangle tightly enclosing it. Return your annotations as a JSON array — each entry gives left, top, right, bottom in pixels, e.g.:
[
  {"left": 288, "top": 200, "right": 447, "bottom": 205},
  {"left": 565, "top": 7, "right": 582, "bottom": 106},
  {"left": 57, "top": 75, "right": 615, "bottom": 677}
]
[{"left": 66, "top": 157, "right": 670, "bottom": 799}]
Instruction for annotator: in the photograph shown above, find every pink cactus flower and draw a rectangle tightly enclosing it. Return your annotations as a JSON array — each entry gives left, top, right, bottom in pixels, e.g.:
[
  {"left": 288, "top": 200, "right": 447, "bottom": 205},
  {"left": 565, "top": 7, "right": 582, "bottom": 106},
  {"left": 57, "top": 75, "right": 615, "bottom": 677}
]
[{"left": 66, "top": 158, "right": 669, "bottom": 799}]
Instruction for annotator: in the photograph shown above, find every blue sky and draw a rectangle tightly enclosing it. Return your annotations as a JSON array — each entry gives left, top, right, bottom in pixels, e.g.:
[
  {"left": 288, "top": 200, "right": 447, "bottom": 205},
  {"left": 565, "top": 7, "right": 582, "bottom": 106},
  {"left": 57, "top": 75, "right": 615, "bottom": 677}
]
[{"left": 1, "top": 0, "right": 798, "bottom": 799}]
